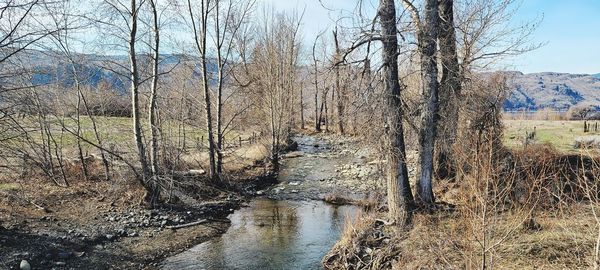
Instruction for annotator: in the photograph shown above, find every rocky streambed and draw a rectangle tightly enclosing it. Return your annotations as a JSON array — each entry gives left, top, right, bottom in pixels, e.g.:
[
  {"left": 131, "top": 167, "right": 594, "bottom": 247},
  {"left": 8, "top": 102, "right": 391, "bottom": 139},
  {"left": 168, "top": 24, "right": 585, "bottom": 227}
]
[{"left": 160, "top": 133, "right": 394, "bottom": 269}]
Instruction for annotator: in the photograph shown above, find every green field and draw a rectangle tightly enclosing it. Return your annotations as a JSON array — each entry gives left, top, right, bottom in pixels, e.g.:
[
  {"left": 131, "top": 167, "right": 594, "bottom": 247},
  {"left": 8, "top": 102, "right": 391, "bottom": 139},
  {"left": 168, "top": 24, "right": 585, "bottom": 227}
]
[{"left": 504, "top": 119, "right": 600, "bottom": 153}]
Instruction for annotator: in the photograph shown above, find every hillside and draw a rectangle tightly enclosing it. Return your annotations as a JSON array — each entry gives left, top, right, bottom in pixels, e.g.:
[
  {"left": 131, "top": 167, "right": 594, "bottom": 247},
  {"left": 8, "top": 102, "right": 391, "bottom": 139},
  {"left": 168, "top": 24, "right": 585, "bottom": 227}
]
[{"left": 505, "top": 72, "right": 600, "bottom": 110}]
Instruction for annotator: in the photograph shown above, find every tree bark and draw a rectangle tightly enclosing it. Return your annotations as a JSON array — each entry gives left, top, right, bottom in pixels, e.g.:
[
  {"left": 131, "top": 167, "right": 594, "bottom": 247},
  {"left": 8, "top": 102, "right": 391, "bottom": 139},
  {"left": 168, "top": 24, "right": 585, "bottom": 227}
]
[
  {"left": 333, "top": 28, "right": 344, "bottom": 134},
  {"left": 147, "top": 0, "right": 161, "bottom": 205},
  {"left": 416, "top": 0, "right": 440, "bottom": 205},
  {"left": 312, "top": 40, "right": 321, "bottom": 132},
  {"left": 129, "top": 0, "right": 153, "bottom": 202},
  {"left": 300, "top": 83, "right": 305, "bottom": 129},
  {"left": 149, "top": 0, "right": 160, "bottom": 181},
  {"left": 379, "top": 0, "right": 414, "bottom": 226},
  {"left": 436, "top": 0, "right": 461, "bottom": 180}
]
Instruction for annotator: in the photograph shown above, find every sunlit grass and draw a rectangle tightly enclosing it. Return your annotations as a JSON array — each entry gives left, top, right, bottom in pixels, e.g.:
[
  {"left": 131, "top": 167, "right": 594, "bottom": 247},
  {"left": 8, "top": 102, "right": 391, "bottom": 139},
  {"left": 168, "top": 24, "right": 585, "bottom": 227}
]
[{"left": 504, "top": 119, "right": 600, "bottom": 153}]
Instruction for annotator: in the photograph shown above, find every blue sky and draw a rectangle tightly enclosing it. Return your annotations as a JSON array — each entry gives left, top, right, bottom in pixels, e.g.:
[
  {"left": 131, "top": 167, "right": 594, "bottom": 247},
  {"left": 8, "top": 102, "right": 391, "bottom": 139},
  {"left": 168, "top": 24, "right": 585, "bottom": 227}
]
[
  {"left": 509, "top": 0, "right": 600, "bottom": 74},
  {"left": 261, "top": 0, "right": 600, "bottom": 74}
]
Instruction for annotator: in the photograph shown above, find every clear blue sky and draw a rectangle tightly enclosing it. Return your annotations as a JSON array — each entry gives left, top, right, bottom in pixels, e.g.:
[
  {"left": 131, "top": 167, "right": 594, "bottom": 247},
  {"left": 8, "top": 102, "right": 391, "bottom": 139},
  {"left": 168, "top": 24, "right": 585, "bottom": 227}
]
[
  {"left": 261, "top": 0, "right": 600, "bottom": 74},
  {"left": 509, "top": 0, "right": 600, "bottom": 74}
]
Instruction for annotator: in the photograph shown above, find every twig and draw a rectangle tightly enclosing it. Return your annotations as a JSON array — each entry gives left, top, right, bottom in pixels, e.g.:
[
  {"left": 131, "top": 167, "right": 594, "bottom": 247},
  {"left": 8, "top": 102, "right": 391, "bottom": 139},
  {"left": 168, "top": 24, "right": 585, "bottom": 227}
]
[{"left": 166, "top": 219, "right": 208, "bottom": 230}]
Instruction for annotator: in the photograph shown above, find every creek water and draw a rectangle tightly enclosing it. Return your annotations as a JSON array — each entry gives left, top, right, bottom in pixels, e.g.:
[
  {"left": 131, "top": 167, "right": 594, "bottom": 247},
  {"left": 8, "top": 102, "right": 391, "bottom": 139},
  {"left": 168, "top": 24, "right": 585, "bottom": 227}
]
[
  {"left": 161, "top": 199, "right": 358, "bottom": 269},
  {"left": 161, "top": 135, "right": 361, "bottom": 269}
]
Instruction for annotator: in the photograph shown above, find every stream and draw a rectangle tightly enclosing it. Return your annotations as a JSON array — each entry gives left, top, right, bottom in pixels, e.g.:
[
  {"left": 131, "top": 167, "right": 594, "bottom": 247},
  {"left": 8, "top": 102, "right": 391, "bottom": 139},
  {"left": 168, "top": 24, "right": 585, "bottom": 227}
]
[{"left": 161, "top": 135, "right": 368, "bottom": 270}]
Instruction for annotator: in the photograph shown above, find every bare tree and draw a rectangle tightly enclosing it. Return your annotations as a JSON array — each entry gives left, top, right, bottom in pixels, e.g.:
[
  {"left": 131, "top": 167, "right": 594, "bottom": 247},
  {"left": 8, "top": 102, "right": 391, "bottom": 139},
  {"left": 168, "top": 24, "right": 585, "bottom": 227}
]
[
  {"left": 436, "top": 0, "right": 461, "bottom": 180},
  {"left": 248, "top": 11, "right": 302, "bottom": 171},
  {"left": 186, "top": 0, "right": 217, "bottom": 180},
  {"left": 403, "top": 0, "right": 440, "bottom": 205},
  {"left": 380, "top": 0, "right": 414, "bottom": 225},
  {"left": 333, "top": 27, "right": 345, "bottom": 134},
  {"left": 148, "top": 0, "right": 161, "bottom": 202}
]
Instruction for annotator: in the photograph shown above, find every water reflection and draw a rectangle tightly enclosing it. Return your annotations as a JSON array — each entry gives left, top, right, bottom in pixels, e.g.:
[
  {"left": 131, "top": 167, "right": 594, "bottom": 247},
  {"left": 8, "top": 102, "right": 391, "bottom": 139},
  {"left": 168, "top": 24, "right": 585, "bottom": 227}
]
[{"left": 161, "top": 199, "right": 358, "bottom": 270}]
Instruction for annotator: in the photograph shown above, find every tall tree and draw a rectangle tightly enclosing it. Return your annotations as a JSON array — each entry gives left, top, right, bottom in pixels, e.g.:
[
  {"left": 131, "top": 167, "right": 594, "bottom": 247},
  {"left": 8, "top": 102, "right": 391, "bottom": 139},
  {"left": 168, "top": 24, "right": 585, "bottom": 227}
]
[
  {"left": 186, "top": 0, "right": 217, "bottom": 180},
  {"left": 148, "top": 0, "right": 161, "bottom": 202},
  {"left": 436, "top": 0, "right": 461, "bottom": 179},
  {"left": 128, "top": 0, "right": 154, "bottom": 200},
  {"left": 380, "top": 0, "right": 414, "bottom": 226},
  {"left": 333, "top": 27, "right": 345, "bottom": 134},
  {"left": 403, "top": 0, "right": 440, "bottom": 205}
]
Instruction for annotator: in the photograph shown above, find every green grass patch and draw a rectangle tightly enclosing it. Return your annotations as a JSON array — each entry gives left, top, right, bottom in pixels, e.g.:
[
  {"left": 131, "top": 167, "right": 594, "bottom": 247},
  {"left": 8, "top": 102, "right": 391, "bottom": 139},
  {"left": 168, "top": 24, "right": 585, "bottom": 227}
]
[
  {"left": 0, "top": 183, "right": 20, "bottom": 191},
  {"left": 504, "top": 119, "right": 600, "bottom": 153}
]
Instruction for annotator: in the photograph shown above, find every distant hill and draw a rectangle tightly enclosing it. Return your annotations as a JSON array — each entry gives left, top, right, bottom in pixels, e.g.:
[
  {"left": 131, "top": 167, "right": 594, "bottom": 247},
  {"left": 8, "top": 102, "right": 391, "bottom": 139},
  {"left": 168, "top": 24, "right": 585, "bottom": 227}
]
[
  {"left": 505, "top": 72, "right": 600, "bottom": 111},
  {"left": 19, "top": 50, "right": 213, "bottom": 93}
]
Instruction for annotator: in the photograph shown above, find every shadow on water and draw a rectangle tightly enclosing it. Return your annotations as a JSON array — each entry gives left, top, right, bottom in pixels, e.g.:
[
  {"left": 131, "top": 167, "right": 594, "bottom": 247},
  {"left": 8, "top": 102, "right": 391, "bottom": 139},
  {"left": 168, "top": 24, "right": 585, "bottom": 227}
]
[{"left": 161, "top": 199, "right": 359, "bottom": 270}]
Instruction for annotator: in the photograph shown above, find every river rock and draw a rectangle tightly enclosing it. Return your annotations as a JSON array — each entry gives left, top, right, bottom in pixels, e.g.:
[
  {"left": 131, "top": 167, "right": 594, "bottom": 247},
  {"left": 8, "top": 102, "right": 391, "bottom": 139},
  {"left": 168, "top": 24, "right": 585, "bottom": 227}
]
[
  {"left": 20, "top": 260, "right": 30, "bottom": 270},
  {"left": 188, "top": 169, "right": 206, "bottom": 175}
]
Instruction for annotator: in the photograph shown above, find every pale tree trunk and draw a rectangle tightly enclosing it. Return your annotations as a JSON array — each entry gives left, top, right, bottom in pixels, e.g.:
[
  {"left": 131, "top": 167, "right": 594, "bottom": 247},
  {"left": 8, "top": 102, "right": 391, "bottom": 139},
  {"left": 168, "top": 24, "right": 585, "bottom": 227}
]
[
  {"left": 129, "top": 0, "right": 153, "bottom": 200},
  {"left": 188, "top": 0, "right": 217, "bottom": 181},
  {"left": 415, "top": 0, "right": 440, "bottom": 205},
  {"left": 379, "top": 0, "right": 414, "bottom": 226},
  {"left": 215, "top": 1, "right": 224, "bottom": 176},
  {"left": 148, "top": 0, "right": 161, "bottom": 200},
  {"left": 436, "top": 0, "right": 461, "bottom": 179}
]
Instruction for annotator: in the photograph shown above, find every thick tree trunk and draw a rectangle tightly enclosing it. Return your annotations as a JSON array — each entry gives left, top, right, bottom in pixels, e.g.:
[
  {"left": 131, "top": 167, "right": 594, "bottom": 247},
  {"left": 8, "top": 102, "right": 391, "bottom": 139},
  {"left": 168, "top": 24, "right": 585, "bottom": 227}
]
[
  {"left": 379, "top": 0, "right": 414, "bottom": 226},
  {"left": 436, "top": 0, "right": 461, "bottom": 180},
  {"left": 417, "top": 0, "right": 440, "bottom": 205}
]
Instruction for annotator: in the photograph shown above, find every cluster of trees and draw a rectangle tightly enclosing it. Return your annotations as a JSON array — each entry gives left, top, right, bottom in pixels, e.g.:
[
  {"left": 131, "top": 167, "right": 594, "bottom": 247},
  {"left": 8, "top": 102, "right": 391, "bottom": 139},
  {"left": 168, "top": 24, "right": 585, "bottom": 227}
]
[
  {"left": 0, "top": 0, "right": 305, "bottom": 205},
  {"left": 351, "top": 0, "right": 537, "bottom": 225},
  {"left": 0, "top": 0, "right": 537, "bottom": 212}
]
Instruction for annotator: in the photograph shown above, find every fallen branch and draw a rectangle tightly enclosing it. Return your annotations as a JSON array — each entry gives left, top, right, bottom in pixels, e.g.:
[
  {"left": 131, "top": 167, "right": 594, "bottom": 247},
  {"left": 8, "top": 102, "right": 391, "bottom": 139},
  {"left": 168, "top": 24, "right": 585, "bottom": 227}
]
[{"left": 166, "top": 219, "right": 208, "bottom": 230}]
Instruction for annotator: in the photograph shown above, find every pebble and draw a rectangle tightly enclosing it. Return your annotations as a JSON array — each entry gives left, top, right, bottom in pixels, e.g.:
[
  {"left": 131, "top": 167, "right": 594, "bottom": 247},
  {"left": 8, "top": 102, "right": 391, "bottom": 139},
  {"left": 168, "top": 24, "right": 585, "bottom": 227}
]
[
  {"left": 105, "top": 234, "right": 115, "bottom": 240},
  {"left": 19, "top": 260, "right": 30, "bottom": 270}
]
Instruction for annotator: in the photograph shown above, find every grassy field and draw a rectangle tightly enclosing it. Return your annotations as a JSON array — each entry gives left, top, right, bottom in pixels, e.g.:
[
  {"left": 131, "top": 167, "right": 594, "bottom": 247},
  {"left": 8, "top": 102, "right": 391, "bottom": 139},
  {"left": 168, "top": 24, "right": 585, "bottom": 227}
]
[{"left": 504, "top": 119, "right": 600, "bottom": 153}]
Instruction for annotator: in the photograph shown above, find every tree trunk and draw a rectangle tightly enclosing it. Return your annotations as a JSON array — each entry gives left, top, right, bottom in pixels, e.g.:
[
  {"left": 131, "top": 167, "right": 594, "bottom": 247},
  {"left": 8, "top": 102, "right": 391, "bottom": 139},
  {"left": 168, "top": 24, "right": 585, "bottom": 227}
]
[
  {"left": 196, "top": 0, "right": 217, "bottom": 181},
  {"left": 313, "top": 41, "right": 321, "bottom": 132},
  {"left": 379, "top": 0, "right": 414, "bottom": 226},
  {"left": 147, "top": 0, "right": 162, "bottom": 205},
  {"left": 129, "top": 0, "right": 153, "bottom": 202},
  {"left": 417, "top": 0, "right": 440, "bottom": 205},
  {"left": 300, "top": 83, "right": 305, "bottom": 129},
  {"left": 436, "top": 0, "right": 461, "bottom": 180},
  {"left": 333, "top": 28, "right": 344, "bottom": 134},
  {"left": 149, "top": 0, "right": 160, "bottom": 182}
]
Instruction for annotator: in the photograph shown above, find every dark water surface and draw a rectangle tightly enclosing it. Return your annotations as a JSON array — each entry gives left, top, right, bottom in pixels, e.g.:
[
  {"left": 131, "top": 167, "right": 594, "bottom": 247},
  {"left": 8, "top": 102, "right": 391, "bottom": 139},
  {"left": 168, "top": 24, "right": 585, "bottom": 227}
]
[{"left": 161, "top": 199, "right": 358, "bottom": 270}]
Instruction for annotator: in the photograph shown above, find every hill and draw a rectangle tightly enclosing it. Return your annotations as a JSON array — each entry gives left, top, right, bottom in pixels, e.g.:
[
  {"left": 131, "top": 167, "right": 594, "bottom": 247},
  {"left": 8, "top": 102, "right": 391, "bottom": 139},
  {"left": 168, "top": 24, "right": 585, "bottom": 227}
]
[{"left": 505, "top": 72, "right": 600, "bottom": 110}]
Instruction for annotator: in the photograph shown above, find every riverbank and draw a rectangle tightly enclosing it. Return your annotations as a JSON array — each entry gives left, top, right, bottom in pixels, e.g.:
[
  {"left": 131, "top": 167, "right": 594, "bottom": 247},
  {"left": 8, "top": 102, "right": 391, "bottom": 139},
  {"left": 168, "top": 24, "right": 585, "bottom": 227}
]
[
  {"left": 160, "top": 133, "right": 383, "bottom": 269},
  {"left": 0, "top": 139, "right": 280, "bottom": 269},
  {"left": 0, "top": 169, "right": 276, "bottom": 269}
]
